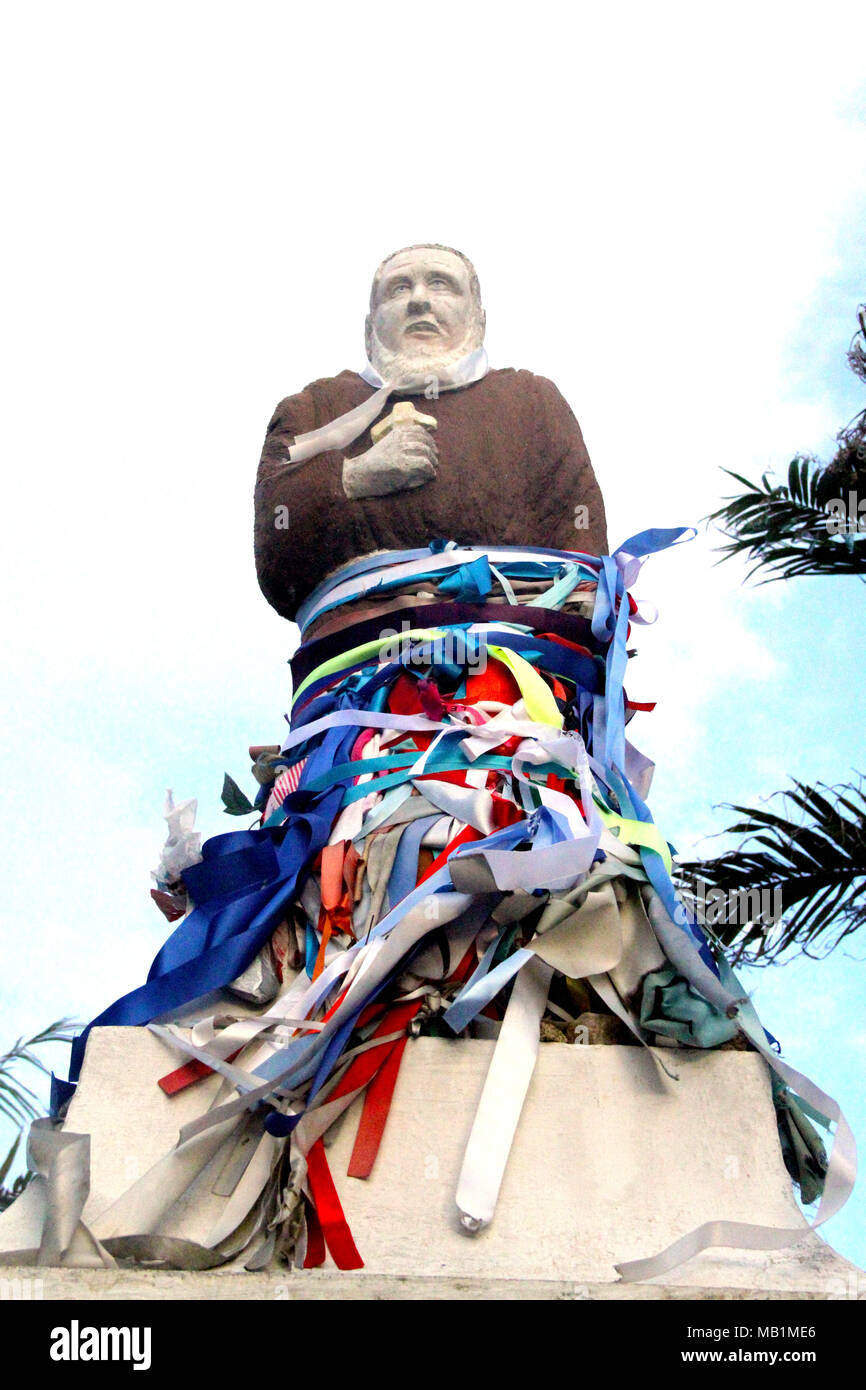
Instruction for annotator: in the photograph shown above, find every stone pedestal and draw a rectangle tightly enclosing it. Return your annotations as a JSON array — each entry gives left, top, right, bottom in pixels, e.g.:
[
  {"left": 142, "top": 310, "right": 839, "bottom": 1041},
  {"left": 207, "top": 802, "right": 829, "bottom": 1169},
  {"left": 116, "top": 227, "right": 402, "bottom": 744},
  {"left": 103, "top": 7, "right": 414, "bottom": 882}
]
[{"left": 0, "top": 1028, "right": 860, "bottom": 1298}]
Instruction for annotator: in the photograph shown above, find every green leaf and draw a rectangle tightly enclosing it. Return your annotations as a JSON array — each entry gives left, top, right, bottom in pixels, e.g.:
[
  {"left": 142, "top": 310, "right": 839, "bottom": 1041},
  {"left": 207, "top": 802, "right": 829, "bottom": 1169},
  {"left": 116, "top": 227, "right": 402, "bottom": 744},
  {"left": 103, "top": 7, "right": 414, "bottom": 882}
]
[
  {"left": 221, "top": 773, "right": 255, "bottom": 816},
  {"left": 0, "top": 1133, "right": 20, "bottom": 1188},
  {"left": 705, "top": 454, "right": 866, "bottom": 584},
  {"left": 677, "top": 778, "right": 866, "bottom": 965},
  {"left": 0, "top": 1018, "right": 79, "bottom": 1145}
]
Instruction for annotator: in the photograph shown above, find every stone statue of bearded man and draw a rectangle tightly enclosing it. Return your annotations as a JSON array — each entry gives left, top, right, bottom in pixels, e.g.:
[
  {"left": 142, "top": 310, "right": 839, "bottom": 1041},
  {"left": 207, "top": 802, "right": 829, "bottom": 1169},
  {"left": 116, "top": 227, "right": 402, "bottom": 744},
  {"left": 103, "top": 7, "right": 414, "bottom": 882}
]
[{"left": 255, "top": 244, "right": 608, "bottom": 621}]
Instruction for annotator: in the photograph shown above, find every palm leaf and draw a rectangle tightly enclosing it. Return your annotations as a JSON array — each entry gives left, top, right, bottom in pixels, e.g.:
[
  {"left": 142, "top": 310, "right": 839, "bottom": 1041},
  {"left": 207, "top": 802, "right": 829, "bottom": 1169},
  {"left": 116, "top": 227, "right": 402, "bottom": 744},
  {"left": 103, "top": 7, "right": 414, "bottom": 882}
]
[
  {"left": 0, "top": 1017, "right": 80, "bottom": 1133},
  {"left": 705, "top": 458, "right": 866, "bottom": 584},
  {"left": 676, "top": 779, "right": 866, "bottom": 965},
  {"left": 0, "top": 1134, "right": 21, "bottom": 1189}
]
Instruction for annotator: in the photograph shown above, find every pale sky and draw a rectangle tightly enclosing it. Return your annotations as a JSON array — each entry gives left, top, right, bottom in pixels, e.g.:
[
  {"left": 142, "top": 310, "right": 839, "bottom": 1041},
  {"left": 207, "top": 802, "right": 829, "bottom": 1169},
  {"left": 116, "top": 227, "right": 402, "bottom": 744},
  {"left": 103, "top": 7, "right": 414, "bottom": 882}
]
[{"left": 1, "top": 2, "right": 865, "bottom": 1270}]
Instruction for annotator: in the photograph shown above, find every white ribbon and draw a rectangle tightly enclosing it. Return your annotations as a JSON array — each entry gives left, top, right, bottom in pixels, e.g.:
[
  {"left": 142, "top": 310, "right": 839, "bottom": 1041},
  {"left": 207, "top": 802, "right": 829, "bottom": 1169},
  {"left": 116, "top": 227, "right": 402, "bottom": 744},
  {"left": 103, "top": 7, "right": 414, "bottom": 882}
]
[
  {"left": 300, "top": 547, "right": 597, "bottom": 631},
  {"left": 456, "top": 957, "right": 553, "bottom": 1229},
  {"left": 286, "top": 348, "right": 489, "bottom": 466}
]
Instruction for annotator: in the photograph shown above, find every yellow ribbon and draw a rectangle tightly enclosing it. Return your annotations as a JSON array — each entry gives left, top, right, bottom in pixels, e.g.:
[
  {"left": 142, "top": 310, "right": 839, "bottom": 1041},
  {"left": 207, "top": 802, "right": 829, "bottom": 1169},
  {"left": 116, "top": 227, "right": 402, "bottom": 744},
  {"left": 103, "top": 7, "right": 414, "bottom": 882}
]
[
  {"left": 486, "top": 646, "right": 563, "bottom": 728},
  {"left": 294, "top": 633, "right": 566, "bottom": 729},
  {"left": 292, "top": 628, "right": 443, "bottom": 706},
  {"left": 596, "top": 804, "right": 673, "bottom": 874}
]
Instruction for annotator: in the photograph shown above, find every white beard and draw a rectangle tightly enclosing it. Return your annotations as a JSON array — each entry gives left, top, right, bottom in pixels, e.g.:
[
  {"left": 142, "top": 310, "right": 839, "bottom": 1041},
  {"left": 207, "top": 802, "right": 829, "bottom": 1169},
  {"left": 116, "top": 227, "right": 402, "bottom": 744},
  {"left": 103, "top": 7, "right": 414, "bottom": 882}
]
[{"left": 367, "top": 318, "right": 485, "bottom": 390}]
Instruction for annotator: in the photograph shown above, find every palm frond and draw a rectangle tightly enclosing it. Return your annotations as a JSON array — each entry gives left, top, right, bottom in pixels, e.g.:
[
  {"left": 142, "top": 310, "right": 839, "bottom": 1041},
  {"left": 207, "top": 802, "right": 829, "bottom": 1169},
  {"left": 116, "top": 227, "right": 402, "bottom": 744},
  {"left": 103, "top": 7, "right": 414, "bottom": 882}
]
[
  {"left": 0, "top": 1133, "right": 21, "bottom": 1190},
  {"left": 847, "top": 305, "right": 866, "bottom": 384},
  {"left": 0, "top": 1170, "right": 34, "bottom": 1214},
  {"left": 0, "top": 1017, "right": 80, "bottom": 1129},
  {"left": 706, "top": 456, "right": 866, "bottom": 583},
  {"left": 676, "top": 778, "right": 866, "bottom": 966}
]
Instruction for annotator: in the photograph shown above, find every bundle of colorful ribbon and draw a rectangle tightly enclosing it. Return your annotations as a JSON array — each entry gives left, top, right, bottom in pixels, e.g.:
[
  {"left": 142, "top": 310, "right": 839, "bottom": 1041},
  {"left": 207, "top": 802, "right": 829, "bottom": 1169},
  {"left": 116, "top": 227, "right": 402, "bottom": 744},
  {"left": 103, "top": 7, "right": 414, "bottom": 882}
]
[{"left": 47, "top": 531, "right": 853, "bottom": 1278}]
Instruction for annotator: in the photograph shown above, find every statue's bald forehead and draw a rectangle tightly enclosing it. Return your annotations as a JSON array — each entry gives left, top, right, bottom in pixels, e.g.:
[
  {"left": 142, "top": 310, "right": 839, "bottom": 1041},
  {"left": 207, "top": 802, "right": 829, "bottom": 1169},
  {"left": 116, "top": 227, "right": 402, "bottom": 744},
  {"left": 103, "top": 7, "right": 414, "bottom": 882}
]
[
  {"left": 369, "top": 244, "right": 481, "bottom": 313},
  {"left": 372, "top": 248, "right": 470, "bottom": 303},
  {"left": 380, "top": 247, "right": 467, "bottom": 277}
]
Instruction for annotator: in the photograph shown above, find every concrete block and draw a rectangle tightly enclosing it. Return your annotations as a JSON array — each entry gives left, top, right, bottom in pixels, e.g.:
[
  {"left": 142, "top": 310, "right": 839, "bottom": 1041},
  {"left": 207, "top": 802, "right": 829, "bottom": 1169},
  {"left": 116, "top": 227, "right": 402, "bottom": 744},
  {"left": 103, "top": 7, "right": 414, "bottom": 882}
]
[{"left": 0, "top": 1028, "right": 859, "bottom": 1295}]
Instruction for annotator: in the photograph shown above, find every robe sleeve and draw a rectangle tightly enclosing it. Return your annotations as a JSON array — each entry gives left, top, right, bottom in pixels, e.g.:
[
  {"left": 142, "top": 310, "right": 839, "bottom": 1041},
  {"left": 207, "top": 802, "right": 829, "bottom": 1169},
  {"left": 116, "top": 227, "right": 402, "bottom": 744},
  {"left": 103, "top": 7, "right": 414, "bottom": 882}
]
[
  {"left": 254, "top": 389, "right": 318, "bottom": 619},
  {"left": 533, "top": 373, "right": 609, "bottom": 558}
]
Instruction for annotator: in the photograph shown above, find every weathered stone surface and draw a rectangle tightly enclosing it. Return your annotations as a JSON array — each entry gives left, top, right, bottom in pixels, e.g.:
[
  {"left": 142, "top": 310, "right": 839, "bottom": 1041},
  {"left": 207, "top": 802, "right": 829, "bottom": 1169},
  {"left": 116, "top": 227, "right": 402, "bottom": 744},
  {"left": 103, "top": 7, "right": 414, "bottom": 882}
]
[
  {"left": 0, "top": 1267, "right": 861, "bottom": 1301},
  {"left": 0, "top": 1029, "right": 859, "bottom": 1297}
]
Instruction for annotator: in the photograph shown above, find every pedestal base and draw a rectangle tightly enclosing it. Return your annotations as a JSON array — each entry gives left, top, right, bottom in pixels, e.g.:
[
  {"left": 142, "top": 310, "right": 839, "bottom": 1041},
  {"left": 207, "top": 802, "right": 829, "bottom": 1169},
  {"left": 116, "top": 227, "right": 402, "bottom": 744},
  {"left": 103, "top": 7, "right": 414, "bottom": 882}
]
[{"left": 0, "top": 1028, "right": 860, "bottom": 1297}]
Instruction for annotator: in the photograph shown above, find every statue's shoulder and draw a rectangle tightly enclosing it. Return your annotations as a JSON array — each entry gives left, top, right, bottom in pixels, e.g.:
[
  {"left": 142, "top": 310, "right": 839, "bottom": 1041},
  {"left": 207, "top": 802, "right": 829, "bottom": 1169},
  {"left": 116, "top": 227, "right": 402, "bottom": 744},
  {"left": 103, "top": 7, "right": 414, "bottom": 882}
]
[
  {"left": 266, "top": 370, "right": 367, "bottom": 434},
  {"left": 479, "top": 366, "right": 574, "bottom": 416},
  {"left": 297, "top": 368, "right": 365, "bottom": 399}
]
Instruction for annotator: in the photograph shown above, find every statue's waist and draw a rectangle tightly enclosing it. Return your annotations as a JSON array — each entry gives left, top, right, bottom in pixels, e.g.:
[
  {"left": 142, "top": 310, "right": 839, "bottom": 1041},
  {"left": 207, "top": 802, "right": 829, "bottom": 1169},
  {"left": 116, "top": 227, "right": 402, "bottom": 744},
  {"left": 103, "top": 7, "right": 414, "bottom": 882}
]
[
  {"left": 294, "top": 542, "right": 605, "bottom": 687},
  {"left": 297, "top": 540, "right": 604, "bottom": 642}
]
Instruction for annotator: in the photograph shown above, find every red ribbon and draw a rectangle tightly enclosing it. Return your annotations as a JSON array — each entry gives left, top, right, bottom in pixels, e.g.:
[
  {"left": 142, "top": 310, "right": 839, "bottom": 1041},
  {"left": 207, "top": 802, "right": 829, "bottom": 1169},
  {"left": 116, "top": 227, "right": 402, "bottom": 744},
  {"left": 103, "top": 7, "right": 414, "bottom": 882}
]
[
  {"left": 302, "top": 1195, "right": 326, "bottom": 1269},
  {"left": 304, "top": 1141, "right": 363, "bottom": 1269},
  {"left": 346, "top": 1033, "right": 410, "bottom": 1179}
]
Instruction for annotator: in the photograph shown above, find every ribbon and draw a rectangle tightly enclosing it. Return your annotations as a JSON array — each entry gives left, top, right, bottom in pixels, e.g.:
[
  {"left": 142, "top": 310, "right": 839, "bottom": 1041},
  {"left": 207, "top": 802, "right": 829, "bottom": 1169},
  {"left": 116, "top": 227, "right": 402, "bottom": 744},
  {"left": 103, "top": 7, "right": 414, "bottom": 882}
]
[
  {"left": 286, "top": 348, "right": 489, "bottom": 468},
  {"left": 456, "top": 957, "right": 553, "bottom": 1229},
  {"left": 24, "top": 527, "right": 850, "bottom": 1293}
]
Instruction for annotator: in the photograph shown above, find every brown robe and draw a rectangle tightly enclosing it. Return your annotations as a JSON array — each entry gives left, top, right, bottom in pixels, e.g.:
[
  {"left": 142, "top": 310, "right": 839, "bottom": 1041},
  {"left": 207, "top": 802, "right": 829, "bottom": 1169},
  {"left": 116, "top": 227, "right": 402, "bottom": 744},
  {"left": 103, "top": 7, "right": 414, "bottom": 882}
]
[{"left": 254, "top": 367, "right": 608, "bottom": 621}]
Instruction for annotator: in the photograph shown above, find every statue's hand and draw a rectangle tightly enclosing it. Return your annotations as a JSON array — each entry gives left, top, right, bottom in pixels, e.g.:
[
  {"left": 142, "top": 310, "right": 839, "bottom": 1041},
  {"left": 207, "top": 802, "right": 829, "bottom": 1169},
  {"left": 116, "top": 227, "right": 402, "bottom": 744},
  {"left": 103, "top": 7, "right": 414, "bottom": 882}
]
[{"left": 342, "top": 424, "right": 438, "bottom": 500}]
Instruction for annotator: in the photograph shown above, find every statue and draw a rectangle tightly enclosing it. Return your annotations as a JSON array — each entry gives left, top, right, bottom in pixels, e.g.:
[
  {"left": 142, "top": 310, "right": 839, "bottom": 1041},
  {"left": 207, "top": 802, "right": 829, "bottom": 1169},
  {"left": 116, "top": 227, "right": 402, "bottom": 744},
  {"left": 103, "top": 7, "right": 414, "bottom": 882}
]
[
  {"left": 1, "top": 245, "right": 853, "bottom": 1287},
  {"left": 254, "top": 244, "right": 608, "bottom": 620}
]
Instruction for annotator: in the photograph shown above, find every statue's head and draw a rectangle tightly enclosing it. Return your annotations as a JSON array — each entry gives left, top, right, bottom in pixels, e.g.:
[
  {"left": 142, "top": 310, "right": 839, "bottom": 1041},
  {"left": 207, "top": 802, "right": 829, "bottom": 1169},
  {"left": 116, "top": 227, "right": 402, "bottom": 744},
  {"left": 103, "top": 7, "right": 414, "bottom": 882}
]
[{"left": 365, "top": 244, "right": 486, "bottom": 386}]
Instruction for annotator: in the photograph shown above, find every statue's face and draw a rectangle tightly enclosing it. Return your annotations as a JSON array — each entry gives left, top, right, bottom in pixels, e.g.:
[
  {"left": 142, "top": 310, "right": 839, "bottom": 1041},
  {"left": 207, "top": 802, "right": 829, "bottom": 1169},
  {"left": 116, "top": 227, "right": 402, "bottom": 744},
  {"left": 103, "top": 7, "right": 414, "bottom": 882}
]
[{"left": 368, "top": 248, "right": 478, "bottom": 363}]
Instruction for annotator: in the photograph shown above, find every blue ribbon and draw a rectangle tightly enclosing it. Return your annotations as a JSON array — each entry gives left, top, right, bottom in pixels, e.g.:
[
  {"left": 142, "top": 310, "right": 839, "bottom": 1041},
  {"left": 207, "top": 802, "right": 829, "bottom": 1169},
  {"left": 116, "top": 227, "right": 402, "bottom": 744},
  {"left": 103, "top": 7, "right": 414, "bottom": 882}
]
[
  {"left": 436, "top": 556, "right": 493, "bottom": 602},
  {"left": 64, "top": 722, "right": 361, "bottom": 1093},
  {"left": 295, "top": 631, "right": 601, "bottom": 712},
  {"left": 386, "top": 815, "right": 441, "bottom": 912},
  {"left": 591, "top": 556, "right": 629, "bottom": 772},
  {"left": 613, "top": 526, "right": 696, "bottom": 560},
  {"left": 56, "top": 531, "right": 708, "bottom": 1115},
  {"left": 296, "top": 543, "right": 607, "bottom": 633}
]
